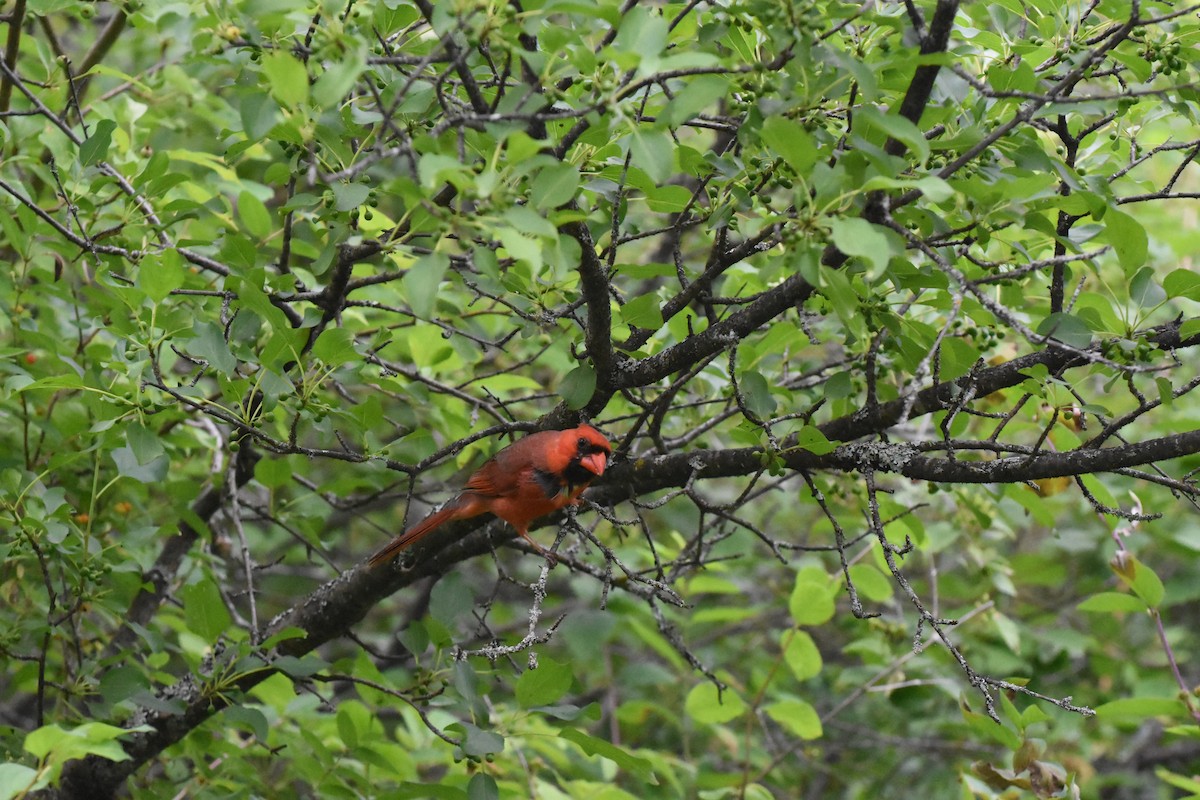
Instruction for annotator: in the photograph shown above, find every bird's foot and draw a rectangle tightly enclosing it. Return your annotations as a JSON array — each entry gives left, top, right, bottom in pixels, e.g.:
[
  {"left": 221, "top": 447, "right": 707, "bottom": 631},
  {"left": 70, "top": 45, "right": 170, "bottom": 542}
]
[{"left": 519, "top": 532, "right": 558, "bottom": 567}]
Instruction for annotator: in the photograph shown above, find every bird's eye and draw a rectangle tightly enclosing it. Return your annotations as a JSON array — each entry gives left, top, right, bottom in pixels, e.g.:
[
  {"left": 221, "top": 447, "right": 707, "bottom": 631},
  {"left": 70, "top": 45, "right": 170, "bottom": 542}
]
[{"left": 578, "top": 437, "right": 588, "bottom": 448}]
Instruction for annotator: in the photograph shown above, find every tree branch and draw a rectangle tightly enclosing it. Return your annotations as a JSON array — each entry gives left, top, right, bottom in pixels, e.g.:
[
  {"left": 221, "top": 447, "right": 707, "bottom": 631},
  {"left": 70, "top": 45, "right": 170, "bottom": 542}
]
[
  {"left": 0, "top": 0, "right": 24, "bottom": 113},
  {"left": 617, "top": 273, "right": 814, "bottom": 388},
  {"left": 563, "top": 217, "right": 616, "bottom": 412},
  {"left": 887, "top": 0, "right": 959, "bottom": 153}
]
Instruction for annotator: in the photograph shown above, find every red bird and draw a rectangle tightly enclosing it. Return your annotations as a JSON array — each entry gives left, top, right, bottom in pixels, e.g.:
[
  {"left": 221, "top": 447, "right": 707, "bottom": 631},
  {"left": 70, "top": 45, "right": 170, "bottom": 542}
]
[{"left": 368, "top": 424, "right": 611, "bottom": 567}]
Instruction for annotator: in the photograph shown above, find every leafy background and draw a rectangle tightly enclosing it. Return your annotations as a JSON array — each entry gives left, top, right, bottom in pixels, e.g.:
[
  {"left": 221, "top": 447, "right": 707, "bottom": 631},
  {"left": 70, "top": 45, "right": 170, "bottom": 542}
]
[{"left": 3, "top": 1, "right": 1200, "bottom": 798}]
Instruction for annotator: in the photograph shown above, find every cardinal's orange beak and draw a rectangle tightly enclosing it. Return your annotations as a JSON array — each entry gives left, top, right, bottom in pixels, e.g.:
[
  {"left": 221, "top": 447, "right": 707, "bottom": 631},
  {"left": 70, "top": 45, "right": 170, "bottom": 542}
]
[{"left": 580, "top": 452, "right": 607, "bottom": 476}]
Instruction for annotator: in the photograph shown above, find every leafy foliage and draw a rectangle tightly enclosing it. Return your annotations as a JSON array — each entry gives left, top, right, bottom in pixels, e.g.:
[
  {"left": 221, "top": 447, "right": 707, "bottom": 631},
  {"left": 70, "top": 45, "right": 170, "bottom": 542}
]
[{"left": 2, "top": 1, "right": 1200, "bottom": 798}]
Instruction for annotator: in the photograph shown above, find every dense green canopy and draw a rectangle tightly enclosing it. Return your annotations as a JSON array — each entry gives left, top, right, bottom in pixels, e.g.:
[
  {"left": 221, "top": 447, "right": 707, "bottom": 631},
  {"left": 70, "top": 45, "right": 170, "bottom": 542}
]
[{"left": 2, "top": 1, "right": 1200, "bottom": 798}]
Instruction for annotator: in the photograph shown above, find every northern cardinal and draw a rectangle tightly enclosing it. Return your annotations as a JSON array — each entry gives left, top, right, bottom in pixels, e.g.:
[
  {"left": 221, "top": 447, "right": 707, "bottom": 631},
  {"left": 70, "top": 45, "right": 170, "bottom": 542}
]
[{"left": 368, "top": 424, "right": 611, "bottom": 567}]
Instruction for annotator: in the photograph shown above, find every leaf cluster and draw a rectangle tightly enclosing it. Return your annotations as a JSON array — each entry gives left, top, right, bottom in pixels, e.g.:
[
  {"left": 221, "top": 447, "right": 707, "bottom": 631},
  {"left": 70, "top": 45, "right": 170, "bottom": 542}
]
[{"left": 3, "top": 1, "right": 1200, "bottom": 798}]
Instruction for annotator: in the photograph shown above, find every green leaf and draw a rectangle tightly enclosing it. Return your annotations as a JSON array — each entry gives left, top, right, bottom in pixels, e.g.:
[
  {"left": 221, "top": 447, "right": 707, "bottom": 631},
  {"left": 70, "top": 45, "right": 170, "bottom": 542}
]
[
  {"left": 239, "top": 91, "right": 279, "bottom": 141},
  {"left": 1164, "top": 726, "right": 1200, "bottom": 741},
  {"left": 854, "top": 105, "right": 929, "bottom": 161},
  {"left": 336, "top": 705, "right": 359, "bottom": 748},
  {"left": 847, "top": 563, "right": 893, "bottom": 602},
  {"left": 1129, "top": 266, "right": 1166, "bottom": 310},
  {"left": 1095, "top": 697, "right": 1185, "bottom": 721},
  {"left": 781, "top": 630, "right": 822, "bottom": 681},
  {"left": 723, "top": 21, "right": 756, "bottom": 62},
  {"left": 961, "top": 707, "right": 1022, "bottom": 750},
  {"left": 627, "top": 129, "right": 673, "bottom": 184},
  {"left": 685, "top": 681, "right": 746, "bottom": 724},
  {"left": 764, "top": 699, "right": 823, "bottom": 740},
  {"left": 1079, "top": 473, "right": 1119, "bottom": 510},
  {"left": 217, "top": 706, "right": 268, "bottom": 746},
  {"left": 429, "top": 572, "right": 474, "bottom": 628},
  {"left": 1102, "top": 209, "right": 1147, "bottom": 272},
  {"left": 230, "top": 274, "right": 289, "bottom": 330},
  {"left": 788, "top": 568, "right": 835, "bottom": 626},
  {"left": 621, "top": 294, "right": 664, "bottom": 329},
  {"left": 682, "top": 575, "right": 743, "bottom": 596},
  {"left": 1005, "top": 481, "right": 1056, "bottom": 527},
  {"left": 1036, "top": 313, "right": 1092, "bottom": 349},
  {"left": 182, "top": 576, "right": 232, "bottom": 642},
  {"left": 819, "top": 269, "right": 867, "bottom": 341},
  {"left": 467, "top": 773, "right": 499, "bottom": 800},
  {"left": 1108, "top": 553, "right": 1160, "bottom": 606},
  {"left": 385, "top": 782, "right": 466, "bottom": 799},
  {"left": 823, "top": 372, "right": 853, "bottom": 400},
  {"left": 505, "top": 204, "right": 557, "bottom": 240},
  {"left": 1020, "top": 705, "right": 1052, "bottom": 729},
  {"left": 312, "top": 327, "right": 358, "bottom": 367},
  {"left": 559, "top": 364, "right": 596, "bottom": 410},
  {"left": 139, "top": 249, "right": 185, "bottom": 302},
  {"left": 397, "top": 620, "right": 430, "bottom": 657},
  {"left": 418, "top": 153, "right": 471, "bottom": 190},
  {"left": 760, "top": 116, "right": 817, "bottom": 174},
  {"left": 516, "top": 656, "right": 573, "bottom": 708},
  {"left": 330, "top": 182, "right": 371, "bottom": 212},
  {"left": 258, "top": 626, "right": 307, "bottom": 650},
  {"left": 496, "top": 227, "right": 543, "bottom": 270},
  {"left": 1170, "top": 523, "right": 1200, "bottom": 553},
  {"left": 1076, "top": 592, "right": 1145, "bottom": 613},
  {"left": 1156, "top": 377, "right": 1174, "bottom": 408},
  {"left": 739, "top": 370, "right": 776, "bottom": 418},
  {"left": 10, "top": 374, "right": 82, "bottom": 393},
  {"left": 24, "top": 722, "right": 152, "bottom": 764},
  {"left": 827, "top": 218, "right": 892, "bottom": 275},
  {"left": 111, "top": 446, "right": 169, "bottom": 483},
  {"left": 262, "top": 50, "right": 309, "bottom": 108},
  {"left": 796, "top": 424, "right": 835, "bottom": 455},
  {"left": 1164, "top": 269, "right": 1200, "bottom": 300},
  {"left": 531, "top": 163, "right": 580, "bottom": 210},
  {"left": 23, "top": 725, "right": 68, "bottom": 759},
  {"left": 0, "top": 762, "right": 41, "bottom": 798},
  {"left": 992, "top": 611, "right": 1021, "bottom": 652},
  {"left": 861, "top": 175, "right": 955, "bottom": 203},
  {"left": 187, "top": 321, "right": 237, "bottom": 375},
  {"left": 237, "top": 190, "right": 272, "bottom": 238},
  {"left": 449, "top": 722, "right": 505, "bottom": 757},
  {"left": 455, "top": 662, "right": 478, "bottom": 705},
  {"left": 662, "top": 75, "right": 728, "bottom": 126},
  {"left": 1126, "top": 556, "right": 1165, "bottom": 608},
  {"left": 79, "top": 119, "right": 117, "bottom": 166},
  {"left": 644, "top": 184, "right": 693, "bottom": 213},
  {"left": 406, "top": 252, "right": 450, "bottom": 319},
  {"left": 126, "top": 422, "right": 164, "bottom": 466},
  {"left": 1156, "top": 768, "right": 1200, "bottom": 794},
  {"left": 939, "top": 337, "right": 980, "bottom": 382},
  {"left": 313, "top": 47, "right": 366, "bottom": 109},
  {"left": 559, "top": 728, "right": 656, "bottom": 783},
  {"left": 219, "top": 233, "right": 258, "bottom": 269},
  {"left": 612, "top": 6, "right": 667, "bottom": 59},
  {"left": 527, "top": 704, "right": 587, "bottom": 721},
  {"left": 97, "top": 665, "right": 149, "bottom": 706}
]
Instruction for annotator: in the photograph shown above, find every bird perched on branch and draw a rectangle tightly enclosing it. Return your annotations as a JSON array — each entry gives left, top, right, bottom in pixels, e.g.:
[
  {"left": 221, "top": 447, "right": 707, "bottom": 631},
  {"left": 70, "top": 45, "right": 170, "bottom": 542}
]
[{"left": 368, "top": 424, "right": 611, "bottom": 567}]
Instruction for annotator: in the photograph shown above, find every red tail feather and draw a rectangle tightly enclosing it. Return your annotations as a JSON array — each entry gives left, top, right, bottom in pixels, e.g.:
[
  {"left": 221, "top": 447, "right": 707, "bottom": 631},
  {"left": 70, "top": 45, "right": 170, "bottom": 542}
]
[{"left": 368, "top": 499, "right": 468, "bottom": 567}]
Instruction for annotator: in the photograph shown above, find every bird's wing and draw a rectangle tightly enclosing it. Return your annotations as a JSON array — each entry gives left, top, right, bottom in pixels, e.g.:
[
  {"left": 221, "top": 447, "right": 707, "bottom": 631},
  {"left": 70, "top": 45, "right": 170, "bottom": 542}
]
[
  {"left": 464, "top": 431, "right": 557, "bottom": 498},
  {"left": 463, "top": 459, "right": 509, "bottom": 497}
]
